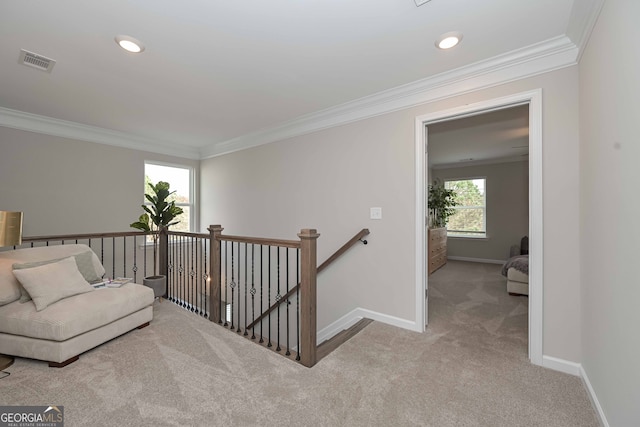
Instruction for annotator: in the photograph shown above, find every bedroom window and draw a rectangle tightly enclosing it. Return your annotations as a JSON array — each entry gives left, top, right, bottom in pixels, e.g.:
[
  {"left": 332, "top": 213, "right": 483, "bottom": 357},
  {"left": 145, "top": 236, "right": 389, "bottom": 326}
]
[
  {"left": 444, "top": 178, "right": 486, "bottom": 238},
  {"left": 144, "top": 162, "right": 195, "bottom": 233}
]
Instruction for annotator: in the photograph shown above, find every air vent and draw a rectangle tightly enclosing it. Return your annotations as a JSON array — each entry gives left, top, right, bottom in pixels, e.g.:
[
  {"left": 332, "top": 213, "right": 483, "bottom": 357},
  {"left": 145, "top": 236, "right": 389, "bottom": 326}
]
[{"left": 19, "top": 49, "right": 56, "bottom": 73}]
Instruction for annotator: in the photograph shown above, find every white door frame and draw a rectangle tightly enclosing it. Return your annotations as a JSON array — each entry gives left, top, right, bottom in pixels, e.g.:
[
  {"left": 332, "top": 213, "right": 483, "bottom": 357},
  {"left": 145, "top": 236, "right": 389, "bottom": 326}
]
[{"left": 415, "top": 89, "right": 543, "bottom": 366}]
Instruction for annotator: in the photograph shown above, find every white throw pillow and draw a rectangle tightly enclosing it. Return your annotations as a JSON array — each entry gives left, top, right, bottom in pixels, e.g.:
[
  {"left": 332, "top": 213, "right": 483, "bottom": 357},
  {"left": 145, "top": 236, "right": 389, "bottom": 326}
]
[
  {"left": 12, "top": 256, "right": 94, "bottom": 311},
  {"left": 13, "top": 250, "right": 103, "bottom": 303}
]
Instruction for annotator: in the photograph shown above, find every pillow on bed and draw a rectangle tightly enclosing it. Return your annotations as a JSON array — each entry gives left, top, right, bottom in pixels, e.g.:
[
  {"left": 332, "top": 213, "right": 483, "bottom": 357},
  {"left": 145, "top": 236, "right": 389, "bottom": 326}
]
[
  {"left": 13, "top": 251, "right": 102, "bottom": 303},
  {"left": 12, "top": 256, "right": 94, "bottom": 311}
]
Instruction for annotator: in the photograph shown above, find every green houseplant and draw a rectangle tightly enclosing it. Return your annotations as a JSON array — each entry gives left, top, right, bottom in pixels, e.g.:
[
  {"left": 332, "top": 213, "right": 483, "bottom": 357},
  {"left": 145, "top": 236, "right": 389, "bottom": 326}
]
[
  {"left": 130, "top": 181, "right": 183, "bottom": 297},
  {"left": 428, "top": 179, "right": 458, "bottom": 228}
]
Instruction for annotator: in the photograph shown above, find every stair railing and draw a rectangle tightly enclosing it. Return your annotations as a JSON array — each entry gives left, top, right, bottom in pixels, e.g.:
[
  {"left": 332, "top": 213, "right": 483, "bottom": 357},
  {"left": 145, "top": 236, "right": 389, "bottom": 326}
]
[
  {"left": 208, "top": 225, "right": 320, "bottom": 367},
  {"left": 8, "top": 226, "right": 368, "bottom": 368},
  {"left": 246, "top": 228, "right": 370, "bottom": 331}
]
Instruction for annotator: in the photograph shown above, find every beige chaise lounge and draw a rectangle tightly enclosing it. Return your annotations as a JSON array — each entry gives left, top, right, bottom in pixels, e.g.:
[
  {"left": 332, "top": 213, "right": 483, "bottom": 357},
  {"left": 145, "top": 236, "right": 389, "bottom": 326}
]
[{"left": 0, "top": 244, "right": 154, "bottom": 367}]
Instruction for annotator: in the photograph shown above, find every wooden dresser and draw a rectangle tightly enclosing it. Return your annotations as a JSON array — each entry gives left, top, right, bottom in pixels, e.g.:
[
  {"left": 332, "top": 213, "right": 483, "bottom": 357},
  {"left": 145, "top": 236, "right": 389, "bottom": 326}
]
[{"left": 428, "top": 227, "right": 447, "bottom": 275}]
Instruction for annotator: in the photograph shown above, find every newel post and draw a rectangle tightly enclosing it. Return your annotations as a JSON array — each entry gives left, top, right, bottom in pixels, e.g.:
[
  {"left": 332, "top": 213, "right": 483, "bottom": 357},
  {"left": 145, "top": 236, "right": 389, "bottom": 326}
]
[
  {"left": 298, "top": 228, "right": 320, "bottom": 367},
  {"left": 158, "top": 226, "right": 169, "bottom": 297},
  {"left": 209, "top": 225, "right": 223, "bottom": 324}
]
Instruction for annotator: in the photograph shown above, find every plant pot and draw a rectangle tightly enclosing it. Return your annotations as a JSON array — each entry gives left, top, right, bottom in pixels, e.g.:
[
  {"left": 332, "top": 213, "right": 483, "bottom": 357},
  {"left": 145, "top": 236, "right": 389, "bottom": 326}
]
[{"left": 143, "top": 275, "right": 166, "bottom": 299}]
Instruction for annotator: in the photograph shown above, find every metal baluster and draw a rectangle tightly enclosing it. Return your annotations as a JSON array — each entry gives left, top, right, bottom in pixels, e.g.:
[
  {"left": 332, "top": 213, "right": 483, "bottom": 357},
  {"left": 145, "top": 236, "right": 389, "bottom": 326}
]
[
  {"left": 195, "top": 237, "right": 199, "bottom": 314},
  {"left": 112, "top": 237, "right": 115, "bottom": 279},
  {"left": 196, "top": 237, "right": 201, "bottom": 315},
  {"left": 123, "top": 236, "right": 127, "bottom": 278},
  {"left": 132, "top": 236, "right": 136, "bottom": 279},
  {"left": 190, "top": 236, "right": 195, "bottom": 312},
  {"left": 143, "top": 236, "right": 147, "bottom": 278},
  {"left": 174, "top": 235, "right": 178, "bottom": 304},
  {"left": 100, "top": 238, "right": 104, "bottom": 267},
  {"left": 177, "top": 235, "right": 181, "bottom": 307},
  {"left": 259, "top": 245, "right": 264, "bottom": 343},
  {"left": 276, "top": 247, "right": 281, "bottom": 352},
  {"left": 174, "top": 234, "right": 178, "bottom": 303},
  {"left": 250, "top": 244, "right": 256, "bottom": 340},
  {"left": 230, "top": 241, "right": 235, "bottom": 330},
  {"left": 236, "top": 242, "right": 242, "bottom": 333},
  {"left": 267, "top": 246, "right": 272, "bottom": 347},
  {"left": 203, "top": 237, "right": 208, "bottom": 318},
  {"left": 296, "top": 248, "right": 300, "bottom": 361},
  {"left": 224, "top": 241, "right": 229, "bottom": 327},
  {"left": 168, "top": 235, "right": 173, "bottom": 302},
  {"left": 244, "top": 243, "right": 248, "bottom": 336},
  {"left": 285, "top": 247, "right": 290, "bottom": 356},
  {"left": 201, "top": 239, "right": 208, "bottom": 319},
  {"left": 182, "top": 235, "right": 187, "bottom": 308},
  {"left": 179, "top": 235, "right": 184, "bottom": 307}
]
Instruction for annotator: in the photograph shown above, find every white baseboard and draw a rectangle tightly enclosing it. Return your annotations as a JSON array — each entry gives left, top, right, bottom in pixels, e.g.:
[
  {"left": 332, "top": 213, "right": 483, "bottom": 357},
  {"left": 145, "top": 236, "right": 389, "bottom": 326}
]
[
  {"left": 541, "top": 356, "right": 609, "bottom": 427},
  {"left": 318, "top": 314, "right": 610, "bottom": 427},
  {"left": 579, "top": 365, "right": 610, "bottom": 427},
  {"left": 447, "top": 256, "right": 505, "bottom": 265},
  {"left": 317, "top": 307, "right": 419, "bottom": 345},
  {"left": 542, "top": 355, "right": 581, "bottom": 376}
]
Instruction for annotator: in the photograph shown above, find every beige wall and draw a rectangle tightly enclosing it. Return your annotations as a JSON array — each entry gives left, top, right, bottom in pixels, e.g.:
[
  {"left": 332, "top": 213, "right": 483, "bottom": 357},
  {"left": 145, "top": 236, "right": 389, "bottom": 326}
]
[
  {"left": 201, "top": 66, "right": 581, "bottom": 362},
  {"left": 0, "top": 127, "right": 199, "bottom": 236},
  {"left": 433, "top": 161, "right": 529, "bottom": 261},
  {"left": 0, "top": 55, "right": 583, "bottom": 367},
  {"left": 579, "top": 0, "right": 640, "bottom": 424}
]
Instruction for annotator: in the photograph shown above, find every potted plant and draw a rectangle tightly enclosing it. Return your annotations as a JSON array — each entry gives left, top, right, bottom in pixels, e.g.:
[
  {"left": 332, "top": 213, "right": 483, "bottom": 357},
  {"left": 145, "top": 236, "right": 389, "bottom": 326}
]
[
  {"left": 428, "top": 179, "right": 458, "bottom": 228},
  {"left": 130, "top": 181, "right": 183, "bottom": 298}
]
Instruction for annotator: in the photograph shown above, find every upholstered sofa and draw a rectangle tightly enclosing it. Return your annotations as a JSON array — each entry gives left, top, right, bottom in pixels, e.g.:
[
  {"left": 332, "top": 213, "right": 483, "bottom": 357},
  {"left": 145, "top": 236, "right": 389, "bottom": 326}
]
[{"left": 0, "top": 244, "right": 154, "bottom": 367}]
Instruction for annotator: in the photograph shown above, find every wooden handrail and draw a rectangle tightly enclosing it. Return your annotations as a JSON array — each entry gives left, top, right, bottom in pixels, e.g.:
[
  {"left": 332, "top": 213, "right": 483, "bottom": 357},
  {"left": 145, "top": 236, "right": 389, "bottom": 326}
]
[
  {"left": 217, "top": 233, "right": 301, "bottom": 249},
  {"left": 168, "top": 230, "right": 210, "bottom": 239},
  {"left": 316, "top": 228, "right": 369, "bottom": 273},
  {"left": 246, "top": 228, "right": 370, "bottom": 330},
  {"left": 21, "top": 230, "right": 151, "bottom": 243}
]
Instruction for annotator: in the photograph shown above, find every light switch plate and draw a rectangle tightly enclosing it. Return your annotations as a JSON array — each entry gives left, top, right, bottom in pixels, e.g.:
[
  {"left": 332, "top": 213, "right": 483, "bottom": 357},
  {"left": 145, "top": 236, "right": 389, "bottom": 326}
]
[{"left": 370, "top": 207, "right": 382, "bottom": 220}]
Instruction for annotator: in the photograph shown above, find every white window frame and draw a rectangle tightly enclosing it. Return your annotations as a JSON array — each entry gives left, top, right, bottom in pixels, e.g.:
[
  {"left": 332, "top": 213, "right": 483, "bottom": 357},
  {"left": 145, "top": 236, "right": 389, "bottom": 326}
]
[
  {"left": 144, "top": 161, "right": 197, "bottom": 233},
  {"left": 444, "top": 177, "right": 486, "bottom": 238}
]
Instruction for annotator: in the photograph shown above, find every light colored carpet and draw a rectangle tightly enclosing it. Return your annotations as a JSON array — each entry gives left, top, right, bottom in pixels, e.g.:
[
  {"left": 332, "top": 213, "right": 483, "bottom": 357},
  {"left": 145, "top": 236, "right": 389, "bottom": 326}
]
[{"left": 0, "top": 261, "right": 599, "bottom": 426}]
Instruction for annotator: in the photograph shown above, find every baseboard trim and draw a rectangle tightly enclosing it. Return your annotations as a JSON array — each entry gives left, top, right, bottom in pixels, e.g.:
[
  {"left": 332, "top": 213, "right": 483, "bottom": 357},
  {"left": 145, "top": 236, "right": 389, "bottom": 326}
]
[
  {"left": 317, "top": 307, "right": 419, "bottom": 345},
  {"left": 542, "top": 355, "right": 581, "bottom": 376},
  {"left": 579, "top": 364, "right": 610, "bottom": 427},
  {"left": 318, "top": 314, "right": 610, "bottom": 426},
  {"left": 542, "top": 356, "right": 609, "bottom": 426},
  {"left": 447, "top": 256, "right": 505, "bottom": 265}
]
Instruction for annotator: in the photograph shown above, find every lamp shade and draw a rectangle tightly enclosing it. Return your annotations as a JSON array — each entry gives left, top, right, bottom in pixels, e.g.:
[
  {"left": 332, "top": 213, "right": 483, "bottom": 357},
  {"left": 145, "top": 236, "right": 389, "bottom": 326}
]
[{"left": 0, "top": 211, "right": 23, "bottom": 247}]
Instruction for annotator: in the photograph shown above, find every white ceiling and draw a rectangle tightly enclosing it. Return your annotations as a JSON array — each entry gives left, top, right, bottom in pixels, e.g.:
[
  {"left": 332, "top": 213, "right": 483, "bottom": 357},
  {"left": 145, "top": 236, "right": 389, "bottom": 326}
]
[{"left": 0, "top": 0, "right": 597, "bottom": 159}]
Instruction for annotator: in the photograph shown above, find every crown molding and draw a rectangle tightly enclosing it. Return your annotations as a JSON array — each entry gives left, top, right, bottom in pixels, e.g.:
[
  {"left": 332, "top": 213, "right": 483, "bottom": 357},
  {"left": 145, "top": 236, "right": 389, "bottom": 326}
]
[
  {"left": 201, "top": 35, "right": 579, "bottom": 158},
  {"left": 566, "top": 0, "right": 605, "bottom": 62},
  {"left": 0, "top": 107, "right": 201, "bottom": 160},
  {"left": 3, "top": 2, "right": 600, "bottom": 162}
]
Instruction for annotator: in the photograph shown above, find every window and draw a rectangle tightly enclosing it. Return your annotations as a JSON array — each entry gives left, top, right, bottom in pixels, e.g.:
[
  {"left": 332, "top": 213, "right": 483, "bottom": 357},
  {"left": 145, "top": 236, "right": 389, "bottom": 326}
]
[
  {"left": 144, "top": 162, "right": 194, "bottom": 233},
  {"left": 444, "top": 178, "right": 486, "bottom": 237}
]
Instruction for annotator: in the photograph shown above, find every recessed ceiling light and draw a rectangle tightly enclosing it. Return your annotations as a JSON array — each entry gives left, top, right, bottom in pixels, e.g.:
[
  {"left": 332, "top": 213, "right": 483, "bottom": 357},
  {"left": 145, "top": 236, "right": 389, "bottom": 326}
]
[
  {"left": 435, "top": 31, "right": 463, "bottom": 50},
  {"left": 115, "top": 35, "right": 145, "bottom": 53}
]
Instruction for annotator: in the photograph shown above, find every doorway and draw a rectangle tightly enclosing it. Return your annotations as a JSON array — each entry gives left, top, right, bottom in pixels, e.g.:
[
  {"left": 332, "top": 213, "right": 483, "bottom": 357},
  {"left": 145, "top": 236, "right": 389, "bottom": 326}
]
[{"left": 414, "top": 90, "right": 543, "bottom": 366}]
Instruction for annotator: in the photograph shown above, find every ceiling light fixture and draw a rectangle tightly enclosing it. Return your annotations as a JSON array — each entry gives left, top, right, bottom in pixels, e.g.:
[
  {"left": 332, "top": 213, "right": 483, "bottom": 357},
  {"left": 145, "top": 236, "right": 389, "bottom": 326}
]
[
  {"left": 435, "top": 31, "right": 463, "bottom": 50},
  {"left": 115, "top": 35, "right": 145, "bottom": 53}
]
